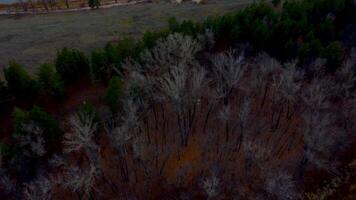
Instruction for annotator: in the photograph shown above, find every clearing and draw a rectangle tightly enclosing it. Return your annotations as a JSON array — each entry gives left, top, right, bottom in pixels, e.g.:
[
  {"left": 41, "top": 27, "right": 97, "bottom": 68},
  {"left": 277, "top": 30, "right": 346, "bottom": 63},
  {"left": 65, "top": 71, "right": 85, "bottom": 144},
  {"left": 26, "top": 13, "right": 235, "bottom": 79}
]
[{"left": 0, "top": 0, "right": 253, "bottom": 73}]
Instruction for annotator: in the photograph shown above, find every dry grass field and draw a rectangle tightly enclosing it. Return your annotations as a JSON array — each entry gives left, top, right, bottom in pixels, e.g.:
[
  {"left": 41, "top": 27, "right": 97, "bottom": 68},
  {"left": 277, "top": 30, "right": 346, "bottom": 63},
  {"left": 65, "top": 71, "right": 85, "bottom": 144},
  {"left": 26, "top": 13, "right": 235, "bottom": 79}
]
[{"left": 0, "top": 0, "right": 254, "bottom": 74}]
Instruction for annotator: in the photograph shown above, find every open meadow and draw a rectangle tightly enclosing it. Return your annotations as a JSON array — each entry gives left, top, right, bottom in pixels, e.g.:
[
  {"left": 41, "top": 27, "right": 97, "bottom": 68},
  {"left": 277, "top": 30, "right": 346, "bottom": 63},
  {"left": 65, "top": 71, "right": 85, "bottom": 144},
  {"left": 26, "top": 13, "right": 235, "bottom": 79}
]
[{"left": 0, "top": 0, "right": 253, "bottom": 73}]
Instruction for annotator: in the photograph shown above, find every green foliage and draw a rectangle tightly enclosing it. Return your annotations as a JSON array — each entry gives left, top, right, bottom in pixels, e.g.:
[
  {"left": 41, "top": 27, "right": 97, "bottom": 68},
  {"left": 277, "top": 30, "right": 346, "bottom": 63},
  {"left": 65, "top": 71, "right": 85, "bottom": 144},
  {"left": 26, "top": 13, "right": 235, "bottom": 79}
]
[
  {"left": 78, "top": 102, "right": 100, "bottom": 123},
  {"left": 55, "top": 48, "right": 90, "bottom": 82},
  {"left": 37, "top": 63, "right": 65, "bottom": 98},
  {"left": 168, "top": 17, "right": 179, "bottom": 33},
  {"left": 12, "top": 106, "right": 62, "bottom": 140},
  {"left": 91, "top": 49, "right": 109, "bottom": 80},
  {"left": 175, "top": 20, "right": 198, "bottom": 36},
  {"left": 29, "top": 106, "right": 62, "bottom": 137},
  {"left": 88, "top": 0, "right": 100, "bottom": 8},
  {"left": 322, "top": 42, "right": 344, "bottom": 71},
  {"left": 204, "top": 14, "right": 236, "bottom": 41},
  {"left": 272, "top": 0, "right": 282, "bottom": 6},
  {"left": 12, "top": 107, "right": 28, "bottom": 134},
  {"left": 104, "top": 76, "right": 123, "bottom": 113},
  {"left": 0, "top": 142, "right": 13, "bottom": 157},
  {"left": 4, "top": 61, "right": 38, "bottom": 97},
  {"left": 141, "top": 30, "right": 170, "bottom": 49},
  {"left": 312, "top": 0, "right": 346, "bottom": 17},
  {"left": 0, "top": 77, "right": 5, "bottom": 89},
  {"left": 315, "top": 18, "right": 335, "bottom": 43},
  {"left": 105, "top": 38, "right": 143, "bottom": 70}
]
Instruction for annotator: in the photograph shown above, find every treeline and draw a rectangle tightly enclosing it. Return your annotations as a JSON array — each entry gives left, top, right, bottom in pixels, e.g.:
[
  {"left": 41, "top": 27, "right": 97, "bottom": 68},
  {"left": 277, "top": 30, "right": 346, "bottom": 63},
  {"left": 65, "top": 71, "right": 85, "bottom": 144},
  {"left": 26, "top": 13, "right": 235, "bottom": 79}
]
[
  {"left": 2, "top": 0, "right": 355, "bottom": 98},
  {"left": 168, "top": 0, "right": 355, "bottom": 70}
]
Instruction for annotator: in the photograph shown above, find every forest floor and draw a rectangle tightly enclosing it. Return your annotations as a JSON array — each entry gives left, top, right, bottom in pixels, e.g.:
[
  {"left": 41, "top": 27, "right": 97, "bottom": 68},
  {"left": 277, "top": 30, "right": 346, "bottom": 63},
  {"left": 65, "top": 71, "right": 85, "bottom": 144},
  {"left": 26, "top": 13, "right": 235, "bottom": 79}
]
[{"left": 0, "top": 0, "right": 255, "bottom": 74}]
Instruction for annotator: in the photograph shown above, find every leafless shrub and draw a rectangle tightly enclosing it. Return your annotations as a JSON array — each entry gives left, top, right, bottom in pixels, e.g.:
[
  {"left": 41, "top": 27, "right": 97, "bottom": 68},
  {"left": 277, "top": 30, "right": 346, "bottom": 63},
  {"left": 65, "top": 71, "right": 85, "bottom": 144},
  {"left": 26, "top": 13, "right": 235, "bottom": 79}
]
[
  {"left": 15, "top": 122, "right": 46, "bottom": 157},
  {"left": 247, "top": 53, "right": 280, "bottom": 102},
  {"left": 0, "top": 172, "right": 16, "bottom": 195},
  {"left": 265, "top": 170, "right": 298, "bottom": 200},
  {"left": 125, "top": 70, "right": 150, "bottom": 108},
  {"left": 132, "top": 135, "right": 145, "bottom": 160},
  {"left": 190, "top": 67, "right": 208, "bottom": 104},
  {"left": 238, "top": 98, "right": 250, "bottom": 127},
  {"left": 202, "top": 172, "right": 220, "bottom": 199},
  {"left": 63, "top": 164, "right": 99, "bottom": 199},
  {"left": 302, "top": 111, "right": 345, "bottom": 170},
  {"left": 111, "top": 126, "right": 132, "bottom": 156},
  {"left": 301, "top": 79, "right": 331, "bottom": 110},
  {"left": 218, "top": 105, "right": 231, "bottom": 123},
  {"left": 304, "top": 172, "right": 351, "bottom": 200},
  {"left": 197, "top": 29, "right": 215, "bottom": 50},
  {"left": 0, "top": 153, "right": 15, "bottom": 195},
  {"left": 255, "top": 53, "right": 281, "bottom": 78},
  {"left": 334, "top": 61, "right": 356, "bottom": 97},
  {"left": 243, "top": 140, "right": 271, "bottom": 171},
  {"left": 106, "top": 100, "right": 140, "bottom": 157},
  {"left": 273, "top": 67, "right": 302, "bottom": 103},
  {"left": 48, "top": 154, "right": 65, "bottom": 168},
  {"left": 309, "top": 58, "right": 327, "bottom": 78},
  {"left": 23, "top": 176, "right": 53, "bottom": 200},
  {"left": 233, "top": 97, "right": 250, "bottom": 150}
]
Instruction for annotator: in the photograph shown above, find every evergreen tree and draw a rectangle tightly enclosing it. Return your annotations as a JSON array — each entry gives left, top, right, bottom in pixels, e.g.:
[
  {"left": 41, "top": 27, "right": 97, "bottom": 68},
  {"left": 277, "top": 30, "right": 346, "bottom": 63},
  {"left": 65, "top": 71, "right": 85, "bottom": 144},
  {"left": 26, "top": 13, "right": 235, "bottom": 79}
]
[
  {"left": 55, "top": 48, "right": 89, "bottom": 82},
  {"left": 37, "top": 63, "right": 65, "bottom": 98},
  {"left": 4, "top": 61, "right": 38, "bottom": 97},
  {"left": 104, "top": 76, "right": 123, "bottom": 114},
  {"left": 322, "top": 42, "right": 344, "bottom": 72},
  {"left": 88, "top": 0, "right": 100, "bottom": 9}
]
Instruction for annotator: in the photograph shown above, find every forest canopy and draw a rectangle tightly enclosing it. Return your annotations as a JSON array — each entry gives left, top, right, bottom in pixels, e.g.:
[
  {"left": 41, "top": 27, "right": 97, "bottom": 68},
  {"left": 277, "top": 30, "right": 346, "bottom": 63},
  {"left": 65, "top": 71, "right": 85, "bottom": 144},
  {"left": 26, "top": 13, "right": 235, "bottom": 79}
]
[{"left": 0, "top": 0, "right": 355, "bottom": 199}]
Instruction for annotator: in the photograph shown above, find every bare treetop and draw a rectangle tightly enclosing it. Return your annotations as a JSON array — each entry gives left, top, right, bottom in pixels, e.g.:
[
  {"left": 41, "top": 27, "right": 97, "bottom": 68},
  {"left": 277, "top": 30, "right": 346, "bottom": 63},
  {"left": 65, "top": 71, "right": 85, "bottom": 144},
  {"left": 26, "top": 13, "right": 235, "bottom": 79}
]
[
  {"left": 24, "top": 175, "right": 53, "bottom": 200},
  {"left": 63, "top": 112, "right": 98, "bottom": 153}
]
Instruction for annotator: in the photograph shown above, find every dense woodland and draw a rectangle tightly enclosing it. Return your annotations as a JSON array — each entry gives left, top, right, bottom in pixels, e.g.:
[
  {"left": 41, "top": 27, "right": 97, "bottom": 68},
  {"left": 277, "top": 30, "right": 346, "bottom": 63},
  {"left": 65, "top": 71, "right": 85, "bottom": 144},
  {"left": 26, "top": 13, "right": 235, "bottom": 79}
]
[{"left": 0, "top": 0, "right": 356, "bottom": 199}]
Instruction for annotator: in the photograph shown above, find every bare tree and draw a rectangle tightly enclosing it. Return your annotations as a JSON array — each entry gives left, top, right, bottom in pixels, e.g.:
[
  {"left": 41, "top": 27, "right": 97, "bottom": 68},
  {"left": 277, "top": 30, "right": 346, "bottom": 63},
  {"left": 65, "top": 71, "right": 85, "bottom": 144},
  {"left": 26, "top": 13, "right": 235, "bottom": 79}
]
[
  {"left": 63, "top": 112, "right": 99, "bottom": 166},
  {"left": 141, "top": 33, "right": 202, "bottom": 70},
  {"left": 63, "top": 164, "right": 99, "bottom": 199},
  {"left": 250, "top": 53, "right": 281, "bottom": 109},
  {"left": 48, "top": 154, "right": 65, "bottom": 168},
  {"left": 0, "top": 153, "right": 16, "bottom": 196},
  {"left": 197, "top": 29, "right": 215, "bottom": 50},
  {"left": 23, "top": 176, "right": 53, "bottom": 200},
  {"left": 234, "top": 97, "right": 250, "bottom": 151},
  {"left": 218, "top": 104, "right": 231, "bottom": 142},
  {"left": 243, "top": 140, "right": 271, "bottom": 172},
  {"left": 301, "top": 79, "right": 331, "bottom": 111},
  {"left": 265, "top": 170, "right": 298, "bottom": 200},
  {"left": 15, "top": 122, "right": 46, "bottom": 157},
  {"left": 63, "top": 112, "right": 98, "bottom": 153},
  {"left": 334, "top": 61, "right": 356, "bottom": 98},
  {"left": 202, "top": 172, "right": 220, "bottom": 200},
  {"left": 301, "top": 111, "right": 345, "bottom": 171},
  {"left": 156, "top": 65, "right": 189, "bottom": 145},
  {"left": 212, "top": 50, "right": 246, "bottom": 104}
]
